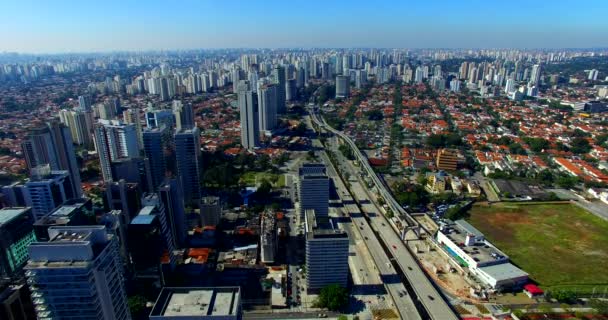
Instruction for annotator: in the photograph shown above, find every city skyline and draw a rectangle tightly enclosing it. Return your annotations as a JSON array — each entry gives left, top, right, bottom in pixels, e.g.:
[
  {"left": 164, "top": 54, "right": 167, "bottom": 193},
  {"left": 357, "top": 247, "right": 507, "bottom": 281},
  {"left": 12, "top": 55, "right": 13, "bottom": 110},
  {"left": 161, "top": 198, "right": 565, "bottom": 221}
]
[{"left": 2, "top": 0, "right": 608, "bottom": 53}]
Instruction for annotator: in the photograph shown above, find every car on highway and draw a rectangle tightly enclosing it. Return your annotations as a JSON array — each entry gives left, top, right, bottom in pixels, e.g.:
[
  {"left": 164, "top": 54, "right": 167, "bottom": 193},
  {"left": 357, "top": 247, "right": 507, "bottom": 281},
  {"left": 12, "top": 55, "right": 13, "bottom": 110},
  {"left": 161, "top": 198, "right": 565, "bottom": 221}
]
[
  {"left": 428, "top": 295, "right": 435, "bottom": 301},
  {"left": 392, "top": 245, "right": 397, "bottom": 250}
]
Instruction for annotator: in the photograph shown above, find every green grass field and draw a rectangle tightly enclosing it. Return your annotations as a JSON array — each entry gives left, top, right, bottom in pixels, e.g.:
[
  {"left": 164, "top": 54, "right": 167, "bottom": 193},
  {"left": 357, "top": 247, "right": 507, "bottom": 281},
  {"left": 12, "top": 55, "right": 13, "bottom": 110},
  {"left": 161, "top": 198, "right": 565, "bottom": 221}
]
[
  {"left": 239, "top": 172, "right": 285, "bottom": 187},
  {"left": 468, "top": 203, "right": 608, "bottom": 294}
]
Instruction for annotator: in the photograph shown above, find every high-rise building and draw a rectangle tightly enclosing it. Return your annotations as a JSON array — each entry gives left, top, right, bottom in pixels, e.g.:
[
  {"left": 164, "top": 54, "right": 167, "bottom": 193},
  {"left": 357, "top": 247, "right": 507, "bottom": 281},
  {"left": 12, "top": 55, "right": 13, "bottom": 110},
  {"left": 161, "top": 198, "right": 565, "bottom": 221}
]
[
  {"left": 59, "top": 109, "right": 92, "bottom": 147},
  {"left": 159, "top": 179, "right": 187, "bottom": 248},
  {"left": 199, "top": 196, "right": 221, "bottom": 227},
  {"left": 173, "top": 100, "right": 195, "bottom": 130},
  {"left": 174, "top": 128, "right": 201, "bottom": 205},
  {"left": 504, "top": 78, "right": 515, "bottom": 94},
  {"left": 141, "top": 193, "right": 177, "bottom": 267},
  {"left": 105, "top": 180, "right": 141, "bottom": 223},
  {"left": 272, "top": 66, "right": 286, "bottom": 113},
  {"left": 335, "top": 75, "right": 350, "bottom": 98},
  {"left": 258, "top": 83, "right": 278, "bottom": 133},
  {"left": 94, "top": 120, "right": 139, "bottom": 182},
  {"left": 0, "top": 207, "right": 36, "bottom": 278},
  {"left": 77, "top": 95, "right": 92, "bottom": 111},
  {"left": 588, "top": 69, "right": 599, "bottom": 81},
  {"left": 355, "top": 69, "right": 367, "bottom": 89},
  {"left": 0, "top": 282, "right": 36, "bottom": 320},
  {"left": 33, "top": 198, "right": 93, "bottom": 241},
  {"left": 146, "top": 108, "right": 175, "bottom": 129},
  {"left": 298, "top": 164, "right": 329, "bottom": 218},
  {"left": 143, "top": 127, "right": 167, "bottom": 191},
  {"left": 414, "top": 66, "right": 424, "bottom": 83},
  {"left": 25, "top": 226, "right": 131, "bottom": 320},
  {"left": 24, "top": 165, "right": 75, "bottom": 220},
  {"left": 529, "top": 64, "right": 543, "bottom": 86},
  {"left": 304, "top": 209, "right": 349, "bottom": 292},
  {"left": 450, "top": 79, "right": 461, "bottom": 92},
  {"left": 237, "top": 80, "right": 260, "bottom": 150},
  {"left": 21, "top": 122, "right": 82, "bottom": 198},
  {"left": 285, "top": 78, "right": 297, "bottom": 101},
  {"left": 123, "top": 107, "right": 143, "bottom": 151},
  {"left": 110, "top": 157, "right": 152, "bottom": 193}
]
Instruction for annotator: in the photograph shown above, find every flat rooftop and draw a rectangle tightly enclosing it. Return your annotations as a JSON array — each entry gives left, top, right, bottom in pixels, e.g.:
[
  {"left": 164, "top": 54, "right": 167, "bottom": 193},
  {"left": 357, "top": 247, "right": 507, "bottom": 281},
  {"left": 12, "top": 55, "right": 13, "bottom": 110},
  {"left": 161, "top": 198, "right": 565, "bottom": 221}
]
[
  {"left": 150, "top": 287, "right": 240, "bottom": 318},
  {"left": 440, "top": 220, "right": 508, "bottom": 265},
  {"left": 305, "top": 209, "right": 348, "bottom": 240},
  {"left": 0, "top": 207, "right": 30, "bottom": 225}
]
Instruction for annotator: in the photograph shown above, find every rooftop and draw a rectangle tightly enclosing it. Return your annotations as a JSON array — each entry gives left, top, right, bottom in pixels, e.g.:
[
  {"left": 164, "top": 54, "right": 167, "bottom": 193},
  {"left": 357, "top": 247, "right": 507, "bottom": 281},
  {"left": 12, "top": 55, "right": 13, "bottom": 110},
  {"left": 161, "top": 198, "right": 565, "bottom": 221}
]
[
  {"left": 0, "top": 207, "right": 30, "bottom": 226},
  {"left": 305, "top": 209, "right": 348, "bottom": 240},
  {"left": 150, "top": 287, "right": 240, "bottom": 318}
]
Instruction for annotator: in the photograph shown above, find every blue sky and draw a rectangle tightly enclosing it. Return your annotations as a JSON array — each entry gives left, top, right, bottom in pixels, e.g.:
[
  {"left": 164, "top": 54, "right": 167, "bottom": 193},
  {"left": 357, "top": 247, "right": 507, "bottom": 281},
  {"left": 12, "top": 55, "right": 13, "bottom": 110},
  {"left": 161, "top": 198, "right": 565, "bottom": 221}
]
[{"left": 1, "top": 0, "right": 607, "bottom": 53}]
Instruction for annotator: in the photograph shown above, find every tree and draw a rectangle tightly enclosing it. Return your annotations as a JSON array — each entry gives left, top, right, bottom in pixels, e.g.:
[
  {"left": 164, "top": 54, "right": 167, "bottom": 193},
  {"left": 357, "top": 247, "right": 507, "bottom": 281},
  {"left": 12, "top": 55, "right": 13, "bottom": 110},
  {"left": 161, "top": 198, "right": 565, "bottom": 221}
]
[
  {"left": 337, "top": 316, "right": 348, "bottom": 320},
  {"left": 551, "top": 290, "right": 576, "bottom": 303},
  {"left": 315, "top": 284, "right": 349, "bottom": 311},
  {"left": 556, "top": 175, "right": 579, "bottom": 189},
  {"left": 570, "top": 137, "right": 591, "bottom": 154},
  {"left": 128, "top": 295, "right": 148, "bottom": 320}
]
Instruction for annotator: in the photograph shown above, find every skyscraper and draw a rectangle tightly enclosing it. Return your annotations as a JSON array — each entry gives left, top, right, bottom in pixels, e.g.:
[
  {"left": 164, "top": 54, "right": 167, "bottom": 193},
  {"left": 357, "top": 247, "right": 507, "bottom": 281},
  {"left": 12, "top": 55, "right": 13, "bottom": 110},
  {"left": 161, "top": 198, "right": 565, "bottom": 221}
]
[
  {"left": 123, "top": 107, "right": 143, "bottom": 151},
  {"left": 237, "top": 80, "right": 260, "bottom": 150},
  {"left": 335, "top": 75, "right": 350, "bottom": 98},
  {"left": 94, "top": 120, "right": 139, "bottom": 182},
  {"left": 77, "top": 95, "right": 92, "bottom": 111},
  {"left": 529, "top": 64, "right": 543, "bottom": 86},
  {"left": 286, "top": 78, "right": 297, "bottom": 101},
  {"left": 272, "top": 66, "right": 286, "bottom": 113},
  {"left": 143, "top": 127, "right": 167, "bottom": 191},
  {"left": 304, "top": 209, "right": 349, "bottom": 293},
  {"left": 172, "top": 100, "right": 195, "bottom": 130},
  {"left": 174, "top": 127, "right": 201, "bottom": 205},
  {"left": 159, "top": 179, "right": 187, "bottom": 247},
  {"left": 25, "top": 226, "right": 131, "bottom": 320},
  {"left": 21, "top": 122, "right": 83, "bottom": 198},
  {"left": 298, "top": 164, "right": 329, "bottom": 218},
  {"left": 258, "top": 83, "right": 278, "bottom": 132},
  {"left": 59, "top": 109, "right": 92, "bottom": 147},
  {"left": 414, "top": 66, "right": 424, "bottom": 83}
]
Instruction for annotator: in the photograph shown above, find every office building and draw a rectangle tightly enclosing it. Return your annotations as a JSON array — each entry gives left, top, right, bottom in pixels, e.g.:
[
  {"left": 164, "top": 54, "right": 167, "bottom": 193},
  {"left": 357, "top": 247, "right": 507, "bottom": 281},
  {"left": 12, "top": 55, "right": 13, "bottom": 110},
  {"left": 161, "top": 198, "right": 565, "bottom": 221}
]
[
  {"left": 110, "top": 157, "right": 152, "bottom": 193},
  {"left": 298, "top": 164, "right": 329, "bottom": 218},
  {"left": 504, "top": 78, "right": 515, "bottom": 94},
  {"left": 304, "top": 209, "right": 349, "bottom": 292},
  {"left": 94, "top": 120, "right": 139, "bottom": 182},
  {"left": 285, "top": 78, "right": 297, "bottom": 101},
  {"left": 200, "top": 196, "right": 221, "bottom": 227},
  {"left": 141, "top": 193, "right": 177, "bottom": 267},
  {"left": 105, "top": 180, "right": 141, "bottom": 223},
  {"left": 146, "top": 108, "right": 175, "bottom": 129},
  {"left": 258, "top": 83, "right": 278, "bottom": 132},
  {"left": 335, "top": 75, "right": 350, "bottom": 98},
  {"left": 355, "top": 69, "right": 367, "bottom": 89},
  {"left": 25, "top": 226, "right": 131, "bottom": 320},
  {"left": 260, "top": 211, "right": 277, "bottom": 265},
  {"left": 174, "top": 128, "right": 201, "bottom": 205},
  {"left": 128, "top": 213, "right": 163, "bottom": 275},
  {"left": 24, "top": 166, "right": 74, "bottom": 220},
  {"left": 0, "top": 282, "right": 36, "bottom": 320},
  {"left": 33, "top": 198, "right": 93, "bottom": 241},
  {"left": 237, "top": 80, "right": 260, "bottom": 150},
  {"left": 272, "top": 66, "right": 286, "bottom": 113},
  {"left": 0, "top": 207, "right": 36, "bottom": 278},
  {"left": 149, "top": 287, "right": 241, "bottom": 320},
  {"left": 159, "top": 179, "right": 187, "bottom": 248},
  {"left": 143, "top": 127, "right": 168, "bottom": 191},
  {"left": 173, "top": 100, "right": 195, "bottom": 130},
  {"left": 21, "top": 122, "right": 82, "bottom": 199}
]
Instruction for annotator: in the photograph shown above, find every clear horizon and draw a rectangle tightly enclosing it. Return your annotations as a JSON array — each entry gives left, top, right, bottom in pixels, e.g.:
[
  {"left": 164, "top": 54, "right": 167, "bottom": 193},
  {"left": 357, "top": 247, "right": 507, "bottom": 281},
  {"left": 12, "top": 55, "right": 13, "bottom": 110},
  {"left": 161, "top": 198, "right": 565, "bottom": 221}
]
[{"left": 1, "top": 0, "right": 607, "bottom": 54}]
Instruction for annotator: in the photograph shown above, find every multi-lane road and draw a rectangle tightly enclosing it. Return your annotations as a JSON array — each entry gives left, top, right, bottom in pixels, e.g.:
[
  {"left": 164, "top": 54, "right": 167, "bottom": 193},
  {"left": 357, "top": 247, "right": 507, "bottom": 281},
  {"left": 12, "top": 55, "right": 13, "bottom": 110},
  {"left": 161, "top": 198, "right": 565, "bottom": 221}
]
[{"left": 310, "top": 110, "right": 458, "bottom": 320}]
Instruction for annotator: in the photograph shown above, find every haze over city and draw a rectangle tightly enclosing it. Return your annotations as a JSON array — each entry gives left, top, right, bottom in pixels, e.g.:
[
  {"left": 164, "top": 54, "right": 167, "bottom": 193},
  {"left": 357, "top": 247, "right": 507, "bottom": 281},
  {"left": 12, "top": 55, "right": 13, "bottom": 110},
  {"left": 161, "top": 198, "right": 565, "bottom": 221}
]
[{"left": 2, "top": 0, "right": 608, "bottom": 53}]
